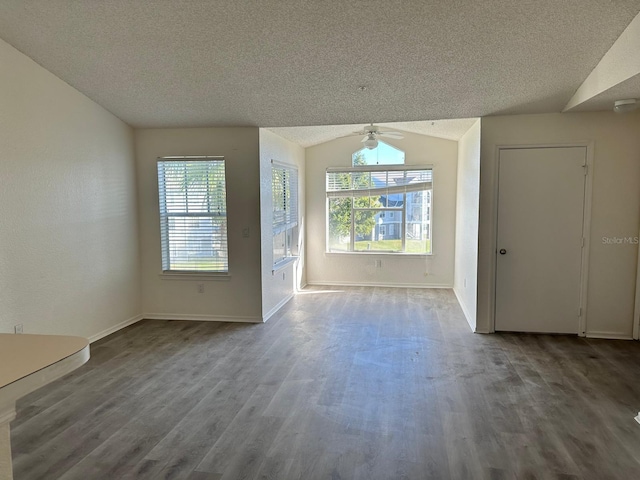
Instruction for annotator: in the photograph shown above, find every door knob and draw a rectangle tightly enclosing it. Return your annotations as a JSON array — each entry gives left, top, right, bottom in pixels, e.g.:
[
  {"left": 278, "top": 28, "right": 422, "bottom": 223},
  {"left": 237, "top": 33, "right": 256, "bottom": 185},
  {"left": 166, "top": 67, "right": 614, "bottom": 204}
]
[{"left": 499, "top": 249, "right": 507, "bottom": 255}]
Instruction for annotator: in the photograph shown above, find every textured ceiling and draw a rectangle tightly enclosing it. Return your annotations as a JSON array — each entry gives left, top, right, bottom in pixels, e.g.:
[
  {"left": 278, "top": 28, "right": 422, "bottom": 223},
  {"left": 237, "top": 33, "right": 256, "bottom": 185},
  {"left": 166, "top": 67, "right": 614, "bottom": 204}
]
[
  {"left": 269, "top": 119, "right": 479, "bottom": 148},
  {"left": 0, "top": 1, "right": 639, "bottom": 131}
]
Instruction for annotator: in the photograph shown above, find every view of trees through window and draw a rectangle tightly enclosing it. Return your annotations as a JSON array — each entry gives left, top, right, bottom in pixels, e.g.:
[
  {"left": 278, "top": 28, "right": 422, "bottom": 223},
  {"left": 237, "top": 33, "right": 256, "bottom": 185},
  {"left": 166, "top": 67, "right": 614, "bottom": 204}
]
[
  {"left": 327, "top": 150, "right": 432, "bottom": 254},
  {"left": 157, "top": 158, "right": 228, "bottom": 272}
]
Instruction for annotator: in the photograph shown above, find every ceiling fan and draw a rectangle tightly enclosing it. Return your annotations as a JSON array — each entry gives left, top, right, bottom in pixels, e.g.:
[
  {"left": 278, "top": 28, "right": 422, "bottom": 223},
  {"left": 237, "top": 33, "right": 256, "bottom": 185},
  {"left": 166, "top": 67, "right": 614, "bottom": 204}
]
[{"left": 346, "top": 123, "right": 404, "bottom": 149}]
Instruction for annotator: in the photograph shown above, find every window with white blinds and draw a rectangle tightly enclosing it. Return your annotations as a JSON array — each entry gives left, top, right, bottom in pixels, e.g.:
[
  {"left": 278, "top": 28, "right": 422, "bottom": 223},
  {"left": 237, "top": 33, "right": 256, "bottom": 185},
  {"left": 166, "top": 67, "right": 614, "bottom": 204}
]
[
  {"left": 272, "top": 163, "right": 298, "bottom": 265},
  {"left": 157, "top": 157, "right": 228, "bottom": 273},
  {"left": 326, "top": 165, "right": 432, "bottom": 254},
  {"left": 326, "top": 167, "right": 432, "bottom": 198}
]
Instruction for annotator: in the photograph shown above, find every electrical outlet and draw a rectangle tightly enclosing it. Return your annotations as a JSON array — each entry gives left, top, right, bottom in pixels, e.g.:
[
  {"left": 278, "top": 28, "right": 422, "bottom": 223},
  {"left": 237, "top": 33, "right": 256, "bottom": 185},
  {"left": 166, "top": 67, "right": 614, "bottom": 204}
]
[
  {"left": 14, "top": 324, "right": 23, "bottom": 334},
  {"left": 197, "top": 283, "right": 205, "bottom": 293},
  {"left": 242, "top": 227, "right": 250, "bottom": 238}
]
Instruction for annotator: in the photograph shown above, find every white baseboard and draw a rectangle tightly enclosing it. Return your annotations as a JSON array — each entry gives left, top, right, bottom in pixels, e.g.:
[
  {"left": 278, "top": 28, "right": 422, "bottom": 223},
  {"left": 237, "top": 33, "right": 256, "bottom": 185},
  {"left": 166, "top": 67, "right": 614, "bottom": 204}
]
[
  {"left": 143, "top": 313, "right": 262, "bottom": 323},
  {"left": 473, "top": 328, "right": 492, "bottom": 334},
  {"left": 586, "top": 331, "right": 633, "bottom": 340},
  {"left": 89, "top": 314, "right": 144, "bottom": 343},
  {"left": 305, "top": 281, "right": 453, "bottom": 289},
  {"left": 262, "top": 293, "right": 294, "bottom": 322},
  {"left": 453, "top": 287, "right": 475, "bottom": 332}
]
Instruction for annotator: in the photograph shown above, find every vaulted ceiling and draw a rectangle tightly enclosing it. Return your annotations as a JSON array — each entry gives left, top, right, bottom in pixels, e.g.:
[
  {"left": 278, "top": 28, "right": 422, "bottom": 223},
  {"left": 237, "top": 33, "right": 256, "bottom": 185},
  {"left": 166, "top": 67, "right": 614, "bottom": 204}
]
[{"left": 0, "top": 1, "right": 638, "bottom": 134}]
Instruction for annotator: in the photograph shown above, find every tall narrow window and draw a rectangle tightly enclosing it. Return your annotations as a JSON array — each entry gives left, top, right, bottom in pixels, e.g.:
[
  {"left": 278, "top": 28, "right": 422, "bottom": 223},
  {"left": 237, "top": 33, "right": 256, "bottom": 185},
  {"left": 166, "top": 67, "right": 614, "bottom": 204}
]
[
  {"left": 326, "top": 166, "right": 432, "bottom": 254},
  {"left": 272, "top": 162, "right": 298, "bottom": 266},
  {"left": 157, "top": 156, "right": 228, "bottom": 273}
]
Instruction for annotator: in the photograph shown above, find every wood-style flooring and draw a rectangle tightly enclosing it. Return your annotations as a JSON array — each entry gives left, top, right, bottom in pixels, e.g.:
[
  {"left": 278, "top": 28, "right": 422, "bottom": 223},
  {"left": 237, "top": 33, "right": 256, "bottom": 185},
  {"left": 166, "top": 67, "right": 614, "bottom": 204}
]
[{"left": 11, "top": 287, "right": 640, "bottom": 479}]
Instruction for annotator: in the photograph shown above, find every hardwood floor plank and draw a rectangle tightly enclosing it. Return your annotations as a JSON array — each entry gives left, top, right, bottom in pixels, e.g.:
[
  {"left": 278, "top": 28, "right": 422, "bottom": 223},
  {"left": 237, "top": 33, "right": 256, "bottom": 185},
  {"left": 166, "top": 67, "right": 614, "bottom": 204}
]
[
  {"left": 189, "top": 384, "right": 277, "bottom": 475},
  {"left": 11, "top": 287, "right": 640, "bottom": 479}
]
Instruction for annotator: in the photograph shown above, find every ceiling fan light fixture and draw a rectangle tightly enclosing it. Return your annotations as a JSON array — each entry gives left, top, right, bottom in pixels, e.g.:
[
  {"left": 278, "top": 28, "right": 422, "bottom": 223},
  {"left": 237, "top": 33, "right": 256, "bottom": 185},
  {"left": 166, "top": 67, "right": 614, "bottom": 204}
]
[
  {"left": 364, "top": 135, "right": 378, "bottom": 149},
  {"left": 613, "top": 98, "right": 638, "bottom": 113}
]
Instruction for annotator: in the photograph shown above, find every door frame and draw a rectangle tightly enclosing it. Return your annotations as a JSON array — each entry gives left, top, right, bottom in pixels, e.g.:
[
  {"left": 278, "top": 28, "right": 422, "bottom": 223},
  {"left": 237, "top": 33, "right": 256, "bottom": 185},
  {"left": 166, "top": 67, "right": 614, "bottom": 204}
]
[
  {"left": 490, "top": 143, "right": 594, "bottom": 336},
  {"left": 633, "top": 245, "right": 640, "bottom": 340}
]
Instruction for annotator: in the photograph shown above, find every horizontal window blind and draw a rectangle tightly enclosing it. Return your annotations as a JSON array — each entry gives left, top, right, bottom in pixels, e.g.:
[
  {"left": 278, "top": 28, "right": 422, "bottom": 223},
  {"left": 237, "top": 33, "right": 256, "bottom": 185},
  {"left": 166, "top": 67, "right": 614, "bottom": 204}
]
[
  {"left": 272, "top": 164, "right": 298, "bottom": 235},
  {"left": 326, "top": 166, "right": 433, "bottom": 254},
  {"left": 326, "top": 167, "right": 432, "bottom": 199},
  {"left": 157, "top": 157, "right": 228, "bottom": 272}
]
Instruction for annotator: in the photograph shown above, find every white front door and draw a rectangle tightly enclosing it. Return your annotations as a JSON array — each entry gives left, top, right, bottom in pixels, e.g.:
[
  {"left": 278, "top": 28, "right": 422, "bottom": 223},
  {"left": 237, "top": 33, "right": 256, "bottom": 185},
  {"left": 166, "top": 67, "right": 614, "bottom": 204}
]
[{"left": 495, "top": 147, "right": 587, "bottom": 333}]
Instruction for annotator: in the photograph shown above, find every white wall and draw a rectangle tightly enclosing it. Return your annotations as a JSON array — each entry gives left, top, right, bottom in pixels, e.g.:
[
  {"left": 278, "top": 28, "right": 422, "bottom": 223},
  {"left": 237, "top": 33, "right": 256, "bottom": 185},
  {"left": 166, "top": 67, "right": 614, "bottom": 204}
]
[
  {"left": 259, "top": 130, "right": 306, "bottom": 320},
  {"left": 478, "top": 112, "right": 640, "bottom": 337},
  {"left": 305, "top": 132, "right": 458, "bottom": 287},
  {"left": 0, "top": 38, "right": 141, "bottom": 340},
  {"left": 135, "top": 127, "right": 263, "bottom": 322},
  {"left": 453, "top": 120, "right": 480, "bottom": 331}
]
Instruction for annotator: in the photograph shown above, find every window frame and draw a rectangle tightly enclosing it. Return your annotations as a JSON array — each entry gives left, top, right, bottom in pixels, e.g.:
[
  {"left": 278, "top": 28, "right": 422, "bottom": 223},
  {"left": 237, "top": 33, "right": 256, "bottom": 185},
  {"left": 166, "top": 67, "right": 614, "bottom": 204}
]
[
  {"left": 157, "top": 156, "right": 229, "bottom": 275},
  {"left": 326, "top": 164, "right": 433, "bottom": 255},
  {"left": 271, "top": 160, "right": 299, "bottom": 268}
]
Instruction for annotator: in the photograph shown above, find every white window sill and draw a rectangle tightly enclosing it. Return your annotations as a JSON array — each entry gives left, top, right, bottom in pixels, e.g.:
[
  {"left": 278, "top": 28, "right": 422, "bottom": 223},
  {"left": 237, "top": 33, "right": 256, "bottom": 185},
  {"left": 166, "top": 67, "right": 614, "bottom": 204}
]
[
  {"left": 159, "top": 272, "right": 231, "bottom": 281},
  {"left": 324, "top": 251, "right": 433, "bottom": 258},
  {"left": 272, "top": 256, "right": 298, "bottom": 274}
]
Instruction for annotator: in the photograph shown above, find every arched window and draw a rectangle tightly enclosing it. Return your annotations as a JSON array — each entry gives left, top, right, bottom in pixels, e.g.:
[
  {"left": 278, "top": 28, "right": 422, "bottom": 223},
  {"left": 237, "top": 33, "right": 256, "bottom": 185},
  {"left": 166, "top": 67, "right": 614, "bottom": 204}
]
[{"left": 352, "top": 141, "right": 405, "bottom": 166}]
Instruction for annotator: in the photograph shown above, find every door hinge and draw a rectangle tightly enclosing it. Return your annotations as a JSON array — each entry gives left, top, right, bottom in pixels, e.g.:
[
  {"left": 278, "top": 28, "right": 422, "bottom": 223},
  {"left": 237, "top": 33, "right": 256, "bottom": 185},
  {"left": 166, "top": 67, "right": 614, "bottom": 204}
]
[
  {"left": 581, "top": 237, "right": 585, "bottom": 248},
  {"left": 578, "top": 307, "right": 582, "bottom": 317},
  {"left": 583, "top": 165, "right": 588, "bottom": 176}
]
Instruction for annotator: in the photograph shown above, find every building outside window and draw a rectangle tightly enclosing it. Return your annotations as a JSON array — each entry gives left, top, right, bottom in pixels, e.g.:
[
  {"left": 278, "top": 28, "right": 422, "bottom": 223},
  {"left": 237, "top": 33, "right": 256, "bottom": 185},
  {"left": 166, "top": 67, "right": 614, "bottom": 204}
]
[{"left": 326, "top": 143, "right": 432, "bottom": 254}]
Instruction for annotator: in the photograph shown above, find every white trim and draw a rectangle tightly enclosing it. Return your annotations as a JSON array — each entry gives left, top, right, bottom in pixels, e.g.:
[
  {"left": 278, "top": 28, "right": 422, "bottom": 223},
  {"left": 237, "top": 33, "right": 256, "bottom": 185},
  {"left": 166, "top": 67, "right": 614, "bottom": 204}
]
[
  {"left": 306, "top": 281, "right": 452, "bottom": 289},
  {"left": 88, "top": 314, "right": 144, "bottom": 343},
  {"left": 263, "top": 293, "right": 294, "bottom": 322},
  {"left": 586, "top": 332, "right": 634, "bottom": 340},
  {"left": 326, "top": 182, "right": 432, "bottom": 198},
  {"left": 272, "top": 256, "right": 297, "bottom": 274},
  {"left": 159, "top": 273, "right": 231, "bottom": 281},
  {"left": 491, "top": 143, "right": 593, "bottom": 335},
  {"left": 487, "top": 144, "right": 501, "bottom": 332},
  {"left": 633, "top": 231, "right": 640, "bottom": 339},
  {"left": 474, "top": 327, "right": 491, "bottom": 334},
  {"left": 634, "top": 280, "right": 640, "bottom": 340},
  {"left": 453, "top": 287, "right": 474, "bottom": 332},
  {"left": 324, "top": 252, "right": 433, "bottom": 258},
  {"left": 143, "top": 313, "right": 262, "bottom": 323},
  {"left": 158, "top": 155, "right": 224, "bottom": 161},
  {"left": 326, "top": 164, "right": 433, "bottom": 173},
  {"left": 579, "top": 143, "right": 594, "bottom": 337}
]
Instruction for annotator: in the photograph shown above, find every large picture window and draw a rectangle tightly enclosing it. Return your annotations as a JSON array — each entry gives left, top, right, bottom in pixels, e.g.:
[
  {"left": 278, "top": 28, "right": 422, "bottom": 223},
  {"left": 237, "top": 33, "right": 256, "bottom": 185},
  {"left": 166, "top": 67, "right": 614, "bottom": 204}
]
[
  {"left": 272, "top": 162, "right": 298, "bottom": 266},
  {"left": 326, "top": 166, "right": 432, "bottom": 254},
  {"left": 157, "top": 156, "right": 228, "bottom": 273}
]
